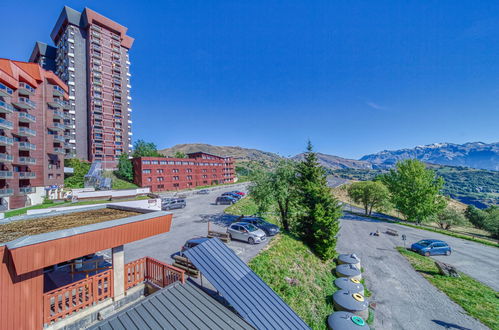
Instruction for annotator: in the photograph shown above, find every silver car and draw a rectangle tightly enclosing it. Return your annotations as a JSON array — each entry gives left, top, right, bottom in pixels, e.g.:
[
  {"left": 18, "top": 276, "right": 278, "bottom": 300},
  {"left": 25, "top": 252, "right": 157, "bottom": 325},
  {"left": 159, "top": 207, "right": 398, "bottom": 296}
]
[{"left": 227, "top": 222, "right": 266, "bottom": 244}]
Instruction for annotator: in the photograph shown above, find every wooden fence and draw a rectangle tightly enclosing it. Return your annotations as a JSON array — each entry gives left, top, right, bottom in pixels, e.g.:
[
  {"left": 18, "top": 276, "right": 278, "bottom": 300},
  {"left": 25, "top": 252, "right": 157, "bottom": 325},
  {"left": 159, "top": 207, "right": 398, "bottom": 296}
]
[
  {"left": 125, "top": 257, "right": 185, "bottom": 290},
  {"left": 43, "top": 269, "right": 113, "bottom": 324}
]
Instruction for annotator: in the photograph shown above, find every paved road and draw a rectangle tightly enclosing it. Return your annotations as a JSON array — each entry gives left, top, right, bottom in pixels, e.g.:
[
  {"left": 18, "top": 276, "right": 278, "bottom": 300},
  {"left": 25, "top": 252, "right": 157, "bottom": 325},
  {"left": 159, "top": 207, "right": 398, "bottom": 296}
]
[
  {"left": 344, "top": 207, "right": 499, "bottom": 291},
  {"left": 111, "top": 183, "right": 271, "bottom": 265},
  {"left": 337, "top": 213, "right": 490, "bottom": 330}
]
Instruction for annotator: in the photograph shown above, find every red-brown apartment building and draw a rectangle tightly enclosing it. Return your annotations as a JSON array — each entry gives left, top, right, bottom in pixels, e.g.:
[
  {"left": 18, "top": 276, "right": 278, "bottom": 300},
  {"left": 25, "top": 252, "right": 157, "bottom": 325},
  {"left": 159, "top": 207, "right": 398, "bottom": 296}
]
[
  {"left": 132, "top": 152, "right": 236, "bottom": 192},
  {"left": 0, "top": 59, "right": 67, "bottom": 209}
]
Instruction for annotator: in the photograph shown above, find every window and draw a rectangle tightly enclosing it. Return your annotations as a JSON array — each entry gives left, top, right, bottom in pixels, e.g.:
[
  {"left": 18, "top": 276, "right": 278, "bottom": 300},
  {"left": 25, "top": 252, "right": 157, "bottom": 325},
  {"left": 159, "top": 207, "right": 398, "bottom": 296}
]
[
  {"left": 157, "top": 169, "right": 164, "bottom": 174},
  {"left": 151, "top": 160, "right": 159, "bottom": 165},
  {"left": 160, "top": 161, "right": 167, "bottom": 165},
  {"left": 142, "top": 160, "right": 151, "bottom": 165},
  {"left": 173, "top": 176, "right": 179, "bottom": 181},
  {"left": 173, "top": 183, "right": 179, "bottom": 187},
  {"left": 143, "top": 169, "right": 151, "bottom": 174},
  {"left": 147, "top": 177, "right": 152, "bottom": 182},
  {"left": 172, "top": 169, "right": 179, "bottom": 173},
  {"left": 187, "top": 175, "right": 192, "bottom": 180}
]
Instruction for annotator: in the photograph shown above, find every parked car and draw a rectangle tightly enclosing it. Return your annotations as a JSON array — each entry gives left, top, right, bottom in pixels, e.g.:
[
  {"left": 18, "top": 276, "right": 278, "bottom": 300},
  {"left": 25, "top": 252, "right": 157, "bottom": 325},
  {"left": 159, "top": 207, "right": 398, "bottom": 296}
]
[
  {"left": 231, "top": 191, "right": 246, "bottom": 196},
  {"left": 222, "top": 192, "right": 242, "bottom": 200},
  {"left": 216, "top": 196, "right": 237, "bottom": 205},
  {"left": 196, "top": 189, "right": 210, "bottom": 195},
  {"left": 161, "top": 198, "right": 186, "bottom": 210},
  {"left": 227, "top": 222, "right": 266, "bottom": 244},
  {"left": 180, "top": 237, "right": 210, "bottom": 256},
  {"left": 238, "top": 217, "right": 280, "bottom": 236},
  {"left": 411, "top": 239, "right": 452, "bottom": 256}
]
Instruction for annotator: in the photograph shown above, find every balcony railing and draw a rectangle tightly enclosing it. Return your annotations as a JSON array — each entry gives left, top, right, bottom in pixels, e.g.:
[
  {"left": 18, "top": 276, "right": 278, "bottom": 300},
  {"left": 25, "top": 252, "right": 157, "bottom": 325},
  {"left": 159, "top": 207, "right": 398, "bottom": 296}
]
[
  {"left": 0, "top": 171, "right": 13, "bottom": 179},
  {"left": 53, "top": 85, "right": 65, "bottom": 97},
  {"left": 51, "top": 122, "right": 66, "bottom": 131},
  {"left": 0, "top": 82, "right": 13, "bottom": 97},
  {"left": 18, "top": 157, "right": 36, "bottom": 165},
  {"left": 43, "top": 269, "right": 113, "bottom": 325},
  {"left": 53, "top": 147, "right": 65, "bottom": 154},
  {"left": 0, "top": 101, "right": 14, "bottom": 114},
  {"left": 0, "top": 118, "right": 13, "bottom": 130},
  {"left": 18, "top": 126, "right": 36, "bottom": 137},
  {"left": 0, "top": 153, "right": 13, "bottom": 163},
  {"left": 125, "top": 257, "right": 185, "bottom": 290},
  {"left": 18, "top": 112, "right": 36, "bottom": 123},
  {"left": 0, "top": 188, "right": 14, "bottom": 197},
  {"left": 19, "top": 187, "right": 35, "bottom": 194},
  {"left": 48, "top": 99, "right": 68, "bottom": 109},
  {"left": 53, "top": 135, "right": 65, "bottom": 143},
  {"left": 12, "top": 97, "right": 36, "bottom": 109},
  {"left": 18, "top": 141, "right": 36, "bottom": 150},
  {"left": 18, "top": 82, "right": 35, "bottom": 95},
  {"left": 18, "top": 172, "right": 36, "bottom": 179},
  {"left": 52, "top": 110, "right": 65, "bottom": 120},
  {"left": 0, "top": 135, "right": 14, "bottom": 146}
]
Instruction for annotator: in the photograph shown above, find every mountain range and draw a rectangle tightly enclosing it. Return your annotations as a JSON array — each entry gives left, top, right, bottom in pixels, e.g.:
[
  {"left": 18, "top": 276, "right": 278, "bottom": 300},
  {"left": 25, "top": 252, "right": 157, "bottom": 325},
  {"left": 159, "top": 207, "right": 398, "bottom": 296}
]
[{"left": 161, "top": 141, "right": 499, "bottom": 171}]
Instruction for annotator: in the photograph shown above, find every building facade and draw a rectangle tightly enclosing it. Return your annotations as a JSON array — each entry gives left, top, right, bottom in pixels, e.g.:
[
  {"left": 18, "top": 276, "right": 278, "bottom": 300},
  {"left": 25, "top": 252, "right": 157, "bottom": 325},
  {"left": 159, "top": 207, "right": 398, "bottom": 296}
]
[
  {"left": 0, "top": 59, "right": 67, "bottom": 210},
  {"left": 30, "top": 6, "right": 134, "bottom": 169},
  {"left": 132, "top": 152, "right": 236, "bottom": 192}
]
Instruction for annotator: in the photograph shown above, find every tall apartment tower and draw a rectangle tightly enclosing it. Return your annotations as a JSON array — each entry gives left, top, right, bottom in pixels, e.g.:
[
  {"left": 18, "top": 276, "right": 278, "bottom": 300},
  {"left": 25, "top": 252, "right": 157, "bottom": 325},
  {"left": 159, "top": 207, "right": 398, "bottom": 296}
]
[{"left": 30, "top": 6, "right": 134, "bottom": 169}]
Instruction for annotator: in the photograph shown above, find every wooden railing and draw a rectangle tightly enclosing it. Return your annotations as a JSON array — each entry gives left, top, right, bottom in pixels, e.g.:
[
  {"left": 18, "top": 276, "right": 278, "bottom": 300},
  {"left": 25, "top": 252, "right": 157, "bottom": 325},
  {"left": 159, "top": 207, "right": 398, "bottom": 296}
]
[
  {"left": 43, "top": 269, "right": 113, "bottom": 324},
  {"left": 125, "top": 257, "right": 185, "bottom": 290}
]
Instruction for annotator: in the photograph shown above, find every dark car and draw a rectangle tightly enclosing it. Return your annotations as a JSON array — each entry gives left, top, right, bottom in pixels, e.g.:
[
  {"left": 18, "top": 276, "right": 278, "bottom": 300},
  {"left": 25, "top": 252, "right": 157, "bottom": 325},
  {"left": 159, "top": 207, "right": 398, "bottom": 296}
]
[
  {"left": 238, "top": 217, "right": 280, "bottom": 236},
  {"left": 161, "top": 198, "right": 186, "bottom": 210},
  {"left": 231, "top": 191, "right": 246, "bottom": 196},
  {"left": 216, "top": 196, "right": 237, "bottom": 205},
  {"left": 180, "top": 237, "right": 210, "bottom": 256},
  {"left": 222, "top": 192, "right": 242, "bottom": 200},
  {"left": 411, "top": 239, "right": 452, "bottom": 256}
]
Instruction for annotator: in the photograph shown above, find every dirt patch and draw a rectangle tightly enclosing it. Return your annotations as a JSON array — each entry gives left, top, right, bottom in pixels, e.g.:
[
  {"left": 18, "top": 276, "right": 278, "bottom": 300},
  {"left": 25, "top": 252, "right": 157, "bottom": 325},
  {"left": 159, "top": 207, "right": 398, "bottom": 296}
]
[{"left": 0, "top": 208, "right": 142, "bottom": 243}]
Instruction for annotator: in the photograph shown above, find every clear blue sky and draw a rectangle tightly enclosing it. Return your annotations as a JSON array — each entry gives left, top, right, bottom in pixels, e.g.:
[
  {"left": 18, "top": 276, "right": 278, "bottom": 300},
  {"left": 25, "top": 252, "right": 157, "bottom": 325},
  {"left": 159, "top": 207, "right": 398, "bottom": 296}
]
[{"left": 1, "top": 1, "right": 498, "bottom": 158}]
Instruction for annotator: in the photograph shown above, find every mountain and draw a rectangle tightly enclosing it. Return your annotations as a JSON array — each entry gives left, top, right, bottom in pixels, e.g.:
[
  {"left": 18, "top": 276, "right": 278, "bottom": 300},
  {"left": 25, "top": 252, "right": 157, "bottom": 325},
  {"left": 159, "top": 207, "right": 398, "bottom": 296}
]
[
  {"left": 360, "top": 142, "right": 499, "bottom": 171},
  {"left": 159, "top": 143, "right": 283, "bottom": 166},
  {"left": 292, "top": 152, "right": 374, "bottom": 170}
]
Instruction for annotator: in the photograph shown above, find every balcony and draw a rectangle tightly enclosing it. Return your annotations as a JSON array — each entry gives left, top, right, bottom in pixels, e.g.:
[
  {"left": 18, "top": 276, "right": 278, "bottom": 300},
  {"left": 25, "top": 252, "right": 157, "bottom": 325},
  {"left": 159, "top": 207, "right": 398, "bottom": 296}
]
[
  {"left": 54, "top": 147, "right": 65, "bottom": 154},
  {"left": 0, "top": 118, "right": 13, "bottom": 130},
  {"left": 0, "top": 136, "right": 13, "bottom": 146},
  {"left": 19, "top": 187, "right": 35, "bottom": 194},
  {"left": 48, "top": 99, "right": 68, "bottom": 109},
  {"left": 51, "top": 122, "right": 66, "bottom": 131},
  {"left": 18, "top": 141, "right": 36, "bottom": 151},
  {"left": 18, "top": 112, "right": 36, "bottom": 123},
  {"left": 12, "top": 97, "right": 36, "bottom": 109},
  {"left": 0, "top": 101, "right": 14, "bottom": 114},
  {"left": 53, "top": 85, "right": 65, "bottom": 97},
  {"left": 52, "top": 110, "right": 65, "bottom": 120},
  {"left": 53, "top": 135, "right": 65, "bottom": 143},
  {"left": 0, "top": 153, "right": 13, "bottom": 163},
  {"left": 18, "top": 172, "right": 36, "bottom": 179},
  {"left": 0, "top": 188, "right": 13, "bottom": 197},
  {"left": 18, "top": 82, "right": 35, "bottom": 96},
  {"left": 0, "top": 82, "right": 13, "bottom": 98},
  {"left": 17, "top": 157, "right": 36, "bottom": 165},
  {"left": 0, "top": 171, "right": 13, "bottom": 179},
  {"left": 18, "top": 126, "right": 36, "bottom": 137}
]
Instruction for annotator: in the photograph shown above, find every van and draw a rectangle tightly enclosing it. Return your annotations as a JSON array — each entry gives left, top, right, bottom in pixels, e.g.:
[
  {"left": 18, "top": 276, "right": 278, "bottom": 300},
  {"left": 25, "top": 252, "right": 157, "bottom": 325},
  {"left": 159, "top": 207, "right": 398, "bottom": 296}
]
[{"left": 161, "top": 198, "right": 186, "bottom": 210}]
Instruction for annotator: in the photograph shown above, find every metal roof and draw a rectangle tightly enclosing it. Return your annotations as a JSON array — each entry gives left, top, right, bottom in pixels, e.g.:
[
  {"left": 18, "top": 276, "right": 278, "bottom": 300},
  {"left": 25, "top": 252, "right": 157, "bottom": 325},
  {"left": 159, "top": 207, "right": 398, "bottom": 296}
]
[
  {"left": 184, "top": 238, "right": 310, "bottom": 330},
  {"left": 89, "top": 282, "right": 253, "bottom": 330}
]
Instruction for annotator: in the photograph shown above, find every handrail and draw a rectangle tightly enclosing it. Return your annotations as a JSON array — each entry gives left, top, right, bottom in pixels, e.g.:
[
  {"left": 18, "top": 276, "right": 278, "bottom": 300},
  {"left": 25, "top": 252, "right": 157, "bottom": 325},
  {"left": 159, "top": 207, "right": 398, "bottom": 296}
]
[{"left": 125, "top": 257, "right": 185, "bottom": 290}]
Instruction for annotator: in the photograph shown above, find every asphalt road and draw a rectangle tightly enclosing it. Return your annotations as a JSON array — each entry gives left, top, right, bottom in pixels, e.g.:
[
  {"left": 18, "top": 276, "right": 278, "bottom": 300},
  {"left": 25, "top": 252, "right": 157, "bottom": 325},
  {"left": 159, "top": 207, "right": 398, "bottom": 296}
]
[
  {"left": 113, "top": 183, "right": 271, "bottom": 265},
  {"left": 337, "top": 213, "right": 491, "bottom": 330}
]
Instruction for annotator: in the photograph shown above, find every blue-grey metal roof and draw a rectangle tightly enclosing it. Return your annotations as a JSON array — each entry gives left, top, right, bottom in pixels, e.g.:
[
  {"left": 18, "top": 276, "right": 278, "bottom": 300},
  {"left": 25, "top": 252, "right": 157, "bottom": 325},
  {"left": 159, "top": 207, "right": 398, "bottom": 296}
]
[
  {"left": 89, "top": 281, "right": 253, "bottom": 330},
  {"left": 184, "top": 238, "right": 310, "bottom": 330}
]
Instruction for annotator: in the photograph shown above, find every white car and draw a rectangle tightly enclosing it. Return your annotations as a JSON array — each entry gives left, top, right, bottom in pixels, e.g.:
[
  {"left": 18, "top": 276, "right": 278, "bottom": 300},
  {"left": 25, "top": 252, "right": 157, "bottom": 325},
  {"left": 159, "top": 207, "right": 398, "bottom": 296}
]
[{"left": 227, "top": 222, "right": 266, "bottom": 244}]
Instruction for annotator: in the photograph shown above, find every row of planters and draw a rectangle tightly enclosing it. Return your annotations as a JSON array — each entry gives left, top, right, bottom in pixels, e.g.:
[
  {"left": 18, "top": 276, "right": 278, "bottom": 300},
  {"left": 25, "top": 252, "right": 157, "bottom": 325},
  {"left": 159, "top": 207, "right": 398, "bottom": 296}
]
[{"left": 328, "top": 253, "right": 372, "bottom": 329}]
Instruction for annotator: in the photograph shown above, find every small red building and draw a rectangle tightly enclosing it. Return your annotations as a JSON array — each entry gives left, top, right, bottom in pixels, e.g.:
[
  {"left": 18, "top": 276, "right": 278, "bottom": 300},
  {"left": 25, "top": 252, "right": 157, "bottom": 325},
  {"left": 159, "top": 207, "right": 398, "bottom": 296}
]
[{"left": 132, "top": 152, "right": 236, "bottom": 192}]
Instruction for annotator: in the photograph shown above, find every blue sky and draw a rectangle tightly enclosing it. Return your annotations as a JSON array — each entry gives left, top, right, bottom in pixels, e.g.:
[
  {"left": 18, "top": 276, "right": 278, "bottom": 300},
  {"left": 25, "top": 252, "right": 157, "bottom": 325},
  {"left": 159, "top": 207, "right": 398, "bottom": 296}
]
[{"left": 1, "top": 1, "right": 498, "bottom": 158}]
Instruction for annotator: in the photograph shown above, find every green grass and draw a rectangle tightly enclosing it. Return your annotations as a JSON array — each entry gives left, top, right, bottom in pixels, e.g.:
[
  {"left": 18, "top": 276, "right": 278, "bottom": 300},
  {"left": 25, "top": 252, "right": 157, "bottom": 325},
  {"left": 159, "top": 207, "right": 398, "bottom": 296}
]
[
  {"left": 3, "top": 196, "right": 150, "bottom": 218},
  {"left": 111, "top": 177, "right": 139, "bottom": 190},
  {"left": 224, "top": 197, "right": 261, "bottom": 219},
  {"left": 398, "top": 247, "right": 499, "bottom": 329}
]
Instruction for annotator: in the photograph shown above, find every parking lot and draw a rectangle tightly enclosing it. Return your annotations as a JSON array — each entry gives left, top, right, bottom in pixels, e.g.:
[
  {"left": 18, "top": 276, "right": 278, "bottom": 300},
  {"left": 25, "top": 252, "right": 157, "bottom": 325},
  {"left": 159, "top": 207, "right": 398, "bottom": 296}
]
[{"left": 115, "top": 183, "right": 273, "bottom": 265}]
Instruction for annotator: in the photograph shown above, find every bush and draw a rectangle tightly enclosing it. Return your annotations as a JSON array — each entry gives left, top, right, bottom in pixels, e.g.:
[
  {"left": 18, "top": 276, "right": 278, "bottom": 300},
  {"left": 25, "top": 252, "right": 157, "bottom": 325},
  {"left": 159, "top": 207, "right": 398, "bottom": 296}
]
[
  {"left": 433, "top": 207, "right": 467, "bottom": 230},
  {"left": 64, "top": 158, "right": 91, "bottom": 188},
  {"left": 483, "top": 207, "right": 499, "bottom": 239},
  {"left": 464, "top": 205, "right": 488, "bottom": 229}
]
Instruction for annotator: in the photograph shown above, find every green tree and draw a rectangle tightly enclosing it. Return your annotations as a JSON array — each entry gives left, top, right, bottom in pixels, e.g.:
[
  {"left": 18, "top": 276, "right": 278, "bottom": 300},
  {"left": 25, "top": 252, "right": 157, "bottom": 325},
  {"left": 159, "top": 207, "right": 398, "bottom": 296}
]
[
  {"left": 434, "top": 207, "right": 467, "bottom": 230},
  {"left": 347, "top": 181, "right": 391, "bottom": 215},
  {"left": 381, "top": 159, "right": 446, "bottom": 224},
  {"left": 174, "top": 151, "right": 187, "bottom": 158},
  {"left": 115, "top": 153, "right": 134, "bottom": 182},
  {"left": 249, "top": 160, "right": 298, "bottom": 231},
  {"left": 464, "top": 205, "right": 488, "bottom": 229},
  {"left": 132, "top": 139, "right": 163, "bottom": 158},
  {"left": 295, "top": 141, "right": 342, "bottom": 260},
  {"left": 64, "top": 158, "right": 91, "bottom": 188},
  {"left": 483, "top": 206, "right": 499, "bottom": 239}
]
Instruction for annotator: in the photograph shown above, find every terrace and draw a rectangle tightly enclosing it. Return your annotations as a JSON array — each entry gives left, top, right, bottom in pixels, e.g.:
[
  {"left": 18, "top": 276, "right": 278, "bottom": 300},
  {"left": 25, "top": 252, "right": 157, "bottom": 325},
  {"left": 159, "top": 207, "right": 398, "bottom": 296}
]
[{"left": 0, "top": 205, "right": 182, "bottom": 329}]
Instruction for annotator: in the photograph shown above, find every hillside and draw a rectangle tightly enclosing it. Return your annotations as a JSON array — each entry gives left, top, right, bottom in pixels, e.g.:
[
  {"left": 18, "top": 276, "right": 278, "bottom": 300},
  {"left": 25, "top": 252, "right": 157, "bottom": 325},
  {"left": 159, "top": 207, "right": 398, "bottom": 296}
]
[
  {"left": 360, "top": 142, "right": 499, "bottom": 171},
  {"left": 292, "top": 152, "right": 373, "bottom": 170}
]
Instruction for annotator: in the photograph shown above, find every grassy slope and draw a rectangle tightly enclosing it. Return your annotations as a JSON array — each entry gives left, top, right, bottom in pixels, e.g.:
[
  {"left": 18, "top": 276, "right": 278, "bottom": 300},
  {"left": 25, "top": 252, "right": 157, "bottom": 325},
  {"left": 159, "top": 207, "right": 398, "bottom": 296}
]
[
  {"left": 398, "top": 247, "right": 498, "bottom": 329},
  {"left": 225, "top": 198, "right": 336, "bottom": 329}
]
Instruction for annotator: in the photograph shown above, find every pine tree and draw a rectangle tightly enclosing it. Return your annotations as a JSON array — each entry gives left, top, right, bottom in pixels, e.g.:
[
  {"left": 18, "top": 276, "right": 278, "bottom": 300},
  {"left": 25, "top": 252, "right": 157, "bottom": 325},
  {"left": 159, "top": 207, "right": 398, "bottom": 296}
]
[{"left": 295, "top": 141, "right": 342, "bottom": 260}]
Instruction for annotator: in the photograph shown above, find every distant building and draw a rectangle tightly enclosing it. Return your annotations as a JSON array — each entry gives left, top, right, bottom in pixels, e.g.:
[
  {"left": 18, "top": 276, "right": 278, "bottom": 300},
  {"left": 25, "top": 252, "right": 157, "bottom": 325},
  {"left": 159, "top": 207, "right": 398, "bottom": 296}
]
[
  {"left": 132, "top": 152, "right": 236, "bottom": 192},
  {"left": 30, "top": 6, "right": 134, "bottom": 169},
  {"left": 0, "top": 59, "right": 68, "bottom": 209}
]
